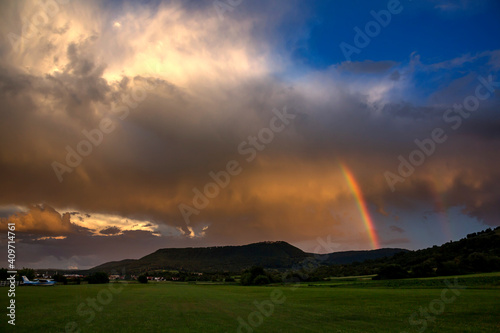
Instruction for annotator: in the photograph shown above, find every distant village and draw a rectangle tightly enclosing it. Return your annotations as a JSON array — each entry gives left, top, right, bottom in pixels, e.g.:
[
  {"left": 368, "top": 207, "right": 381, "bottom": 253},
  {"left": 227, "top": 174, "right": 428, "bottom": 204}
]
[{"left": 0, "top": 268, "right": 218, "bottom": 286}]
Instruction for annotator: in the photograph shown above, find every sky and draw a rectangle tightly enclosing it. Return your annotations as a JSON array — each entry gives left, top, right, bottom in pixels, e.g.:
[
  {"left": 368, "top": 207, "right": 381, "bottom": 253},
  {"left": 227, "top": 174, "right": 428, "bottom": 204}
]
[{"left": 0, "top": 0, "right": 499, "bottom": 270}]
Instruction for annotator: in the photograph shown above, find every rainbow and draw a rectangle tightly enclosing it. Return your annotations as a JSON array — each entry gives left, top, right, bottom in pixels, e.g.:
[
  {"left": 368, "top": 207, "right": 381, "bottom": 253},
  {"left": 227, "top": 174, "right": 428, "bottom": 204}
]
[{"left": 340, "top": 163, "right": 380, "bottom": 249}]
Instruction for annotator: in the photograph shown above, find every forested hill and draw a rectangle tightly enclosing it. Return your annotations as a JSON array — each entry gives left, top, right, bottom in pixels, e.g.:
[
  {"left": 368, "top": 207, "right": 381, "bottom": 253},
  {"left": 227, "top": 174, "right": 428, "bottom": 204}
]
[
  {"left": 90, "top": 241, "right": 406, "bottom": 274},
  {"left": 313, "top": 227, "right": 500, "bottom": 279}
]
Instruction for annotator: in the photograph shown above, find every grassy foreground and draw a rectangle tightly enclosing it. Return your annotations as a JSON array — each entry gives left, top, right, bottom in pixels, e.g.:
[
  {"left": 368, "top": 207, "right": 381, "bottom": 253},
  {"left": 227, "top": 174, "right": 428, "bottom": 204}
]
[{"left": 1, "top": 273, "right": 499, "bottom": 332}]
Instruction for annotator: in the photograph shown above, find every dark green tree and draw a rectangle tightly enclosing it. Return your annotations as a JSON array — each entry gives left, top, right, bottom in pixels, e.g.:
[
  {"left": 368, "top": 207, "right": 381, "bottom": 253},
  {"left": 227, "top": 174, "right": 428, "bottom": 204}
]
[
  {"left": 373, "top": 264, "right": 409, "bottom": 280},
  {"left": 240, "top": 266, "right": 271, "bottom": 285},
  {"left": 87, "top": 272, "right": 110, "bottom": 284},
  {"left": 253, "top": 275, "right": 270, "bottom": 285},
  {"left": 0, "top": 268, "right": 8, "bottom": 280},
  {"left": 138, "top": 275, "right": 148, "bottom": 283},
  {"left": 52, "top": 274, "right": 68, "bottom": 284},
  {"left": 17, "top": 268, "right": 36, "bottom": 281}
]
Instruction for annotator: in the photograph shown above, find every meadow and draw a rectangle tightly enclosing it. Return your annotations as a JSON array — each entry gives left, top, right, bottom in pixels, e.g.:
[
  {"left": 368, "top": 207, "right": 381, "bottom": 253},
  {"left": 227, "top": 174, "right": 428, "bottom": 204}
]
[{"left": 1, "top": 273, "right": 499, "bottom": 332}]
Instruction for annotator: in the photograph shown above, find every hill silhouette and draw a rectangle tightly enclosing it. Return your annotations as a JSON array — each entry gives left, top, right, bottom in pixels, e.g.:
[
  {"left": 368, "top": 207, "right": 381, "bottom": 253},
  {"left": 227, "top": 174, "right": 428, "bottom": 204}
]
[
  {"left": 90, "top": 241, "right": 406, "bottom": 274},
  {"left": 312, "top": 227, "right": 500, "bottom": 279}
]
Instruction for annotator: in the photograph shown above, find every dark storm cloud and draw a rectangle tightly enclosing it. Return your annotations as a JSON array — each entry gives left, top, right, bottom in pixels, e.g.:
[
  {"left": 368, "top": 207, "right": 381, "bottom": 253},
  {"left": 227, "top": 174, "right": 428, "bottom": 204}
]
[
  {"left": 16, "top": 228, "right": 219, "bottom": 269},
  {"left": 459, "top": 107, "right": 500, "bottom": 141},
  {"left": 100, "top": 226, "right": 121, "bottom": 235},
  {"left": 1, "top": 40, "right": 499, "bottom": 235}
]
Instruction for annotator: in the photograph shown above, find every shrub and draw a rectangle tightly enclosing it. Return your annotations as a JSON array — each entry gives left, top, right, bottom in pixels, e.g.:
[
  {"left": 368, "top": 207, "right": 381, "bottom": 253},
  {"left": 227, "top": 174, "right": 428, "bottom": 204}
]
[
  {"left": 138, "top": 275, "right": 148, "bottom": 284},
  {"left": 240, "top": 272, "right": 253, "bottom": 286},
  {"left": 253, "top": 275, "right": 270, "bottom": 285},
  {"left": 240, "top": 266, "right": 271, "bottom": 285}
]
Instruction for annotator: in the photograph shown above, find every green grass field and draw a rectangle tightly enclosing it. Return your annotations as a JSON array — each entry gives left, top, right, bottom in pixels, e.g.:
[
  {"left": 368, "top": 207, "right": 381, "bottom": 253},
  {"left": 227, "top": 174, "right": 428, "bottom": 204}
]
[{"left": 2, "top": 273, "right": 499, "bottom": 332}]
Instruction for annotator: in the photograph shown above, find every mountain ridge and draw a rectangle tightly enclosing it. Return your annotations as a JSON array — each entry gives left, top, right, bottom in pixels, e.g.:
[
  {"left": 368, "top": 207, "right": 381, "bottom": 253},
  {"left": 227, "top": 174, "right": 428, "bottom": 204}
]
[{"left": 90, "top": 241, "right": 407, "bottom": 274}]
